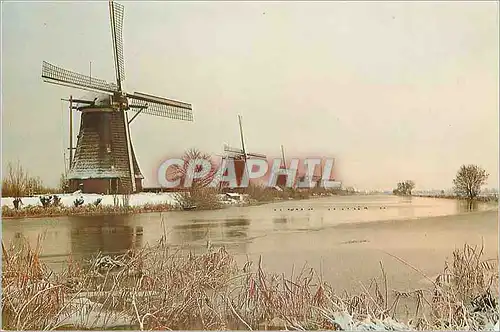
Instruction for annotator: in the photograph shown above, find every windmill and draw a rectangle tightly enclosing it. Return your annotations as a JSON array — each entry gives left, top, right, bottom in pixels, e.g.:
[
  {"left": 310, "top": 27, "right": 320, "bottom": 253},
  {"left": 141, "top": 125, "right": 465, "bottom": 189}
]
[
  {"left": 276, "top": 144, "right": 288, "bottom": 188},
  {"left": 221, "top": 115, "right": 266, "bottom": 190},
  {"left": 42, "top": 1, "right": 193, "bottom": 194}
]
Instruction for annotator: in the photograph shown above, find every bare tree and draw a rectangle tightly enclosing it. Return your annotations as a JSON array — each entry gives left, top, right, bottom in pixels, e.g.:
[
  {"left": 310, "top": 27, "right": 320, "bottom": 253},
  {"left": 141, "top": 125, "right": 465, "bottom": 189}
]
[
  {"left": 172, "top": 148, "right": 218, "bottom": 189},
  {"left": 453, "top": 164, "right": 489, "bottom": 200},
  {"left": 59, "top": 172, "right": 69, "bottom": 193},
  {"left": 2, "top": 161, "right": 50, "bottom": 197},
  {"left": 2, "top": 161, "right": 28, "bottom": 198},
  {"left": 26, "top": 176, "right": 43, "bottom": 196},
  {"left": 170, "top": 148, "right": 221, "bottom": 210}
]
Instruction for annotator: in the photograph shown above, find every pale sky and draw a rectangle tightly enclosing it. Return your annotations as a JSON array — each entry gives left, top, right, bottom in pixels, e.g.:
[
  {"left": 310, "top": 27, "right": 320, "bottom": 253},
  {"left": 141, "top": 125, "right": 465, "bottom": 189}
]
[{"left": 2, "top": 1, "right": 498, "bottom": 190}]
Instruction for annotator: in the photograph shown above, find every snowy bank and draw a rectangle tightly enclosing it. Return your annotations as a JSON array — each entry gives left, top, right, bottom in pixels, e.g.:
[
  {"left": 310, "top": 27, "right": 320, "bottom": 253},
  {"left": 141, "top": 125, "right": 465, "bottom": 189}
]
[
  {"left": 1, "top": 192, "right": 178, "bottom": 209},
  {"left": 1, "top": 191, "right": 247, "bottom": 210}
]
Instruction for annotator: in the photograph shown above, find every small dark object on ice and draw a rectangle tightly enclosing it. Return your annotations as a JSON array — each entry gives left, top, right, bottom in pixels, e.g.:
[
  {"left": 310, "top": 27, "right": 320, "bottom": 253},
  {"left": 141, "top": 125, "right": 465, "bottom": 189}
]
[{"left": 93, "top": 198, "right": 102, "bottom": 206}]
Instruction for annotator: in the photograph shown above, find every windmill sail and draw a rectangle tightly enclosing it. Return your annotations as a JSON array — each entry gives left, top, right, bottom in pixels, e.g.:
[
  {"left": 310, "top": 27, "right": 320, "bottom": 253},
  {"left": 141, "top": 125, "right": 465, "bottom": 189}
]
[
  {"left": 127, "top": 92, "right": 193, "bottom": 121},
  {"left": 223, "top": 145, "right": 266, "bottom": 159},
  {"left": 109, "top": 0, "right": 125, "bottom": 88},
  {"left": 224, "top": 145, "right": 244, "bottom": 155},
  {"left": 42, "top": 61, "right": 118, "bottom": 94},
  {"left": 42, "top": 1, "right": 194, "bottom": 195},
  {"left": 246, "top": 152, "right": 266, "bottom": 159}
]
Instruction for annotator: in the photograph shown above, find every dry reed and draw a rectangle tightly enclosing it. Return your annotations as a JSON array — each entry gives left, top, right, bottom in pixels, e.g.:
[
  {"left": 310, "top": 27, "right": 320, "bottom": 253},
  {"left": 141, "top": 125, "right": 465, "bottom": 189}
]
[{"left": 2, "top": 232, "right": 498, "bottom": 331}]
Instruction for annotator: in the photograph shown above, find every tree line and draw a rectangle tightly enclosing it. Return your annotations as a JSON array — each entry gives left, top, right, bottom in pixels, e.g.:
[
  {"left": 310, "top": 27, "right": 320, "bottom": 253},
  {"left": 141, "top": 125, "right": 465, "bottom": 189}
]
[
  {"left": 2, "top": 161, "right": 65, "bottom": 197},
  {"left": 2, "top": 158, "right": 492, "bottom": 202},
  {"left": 393, "top": 164, "right": 490, "bottom": 200}
]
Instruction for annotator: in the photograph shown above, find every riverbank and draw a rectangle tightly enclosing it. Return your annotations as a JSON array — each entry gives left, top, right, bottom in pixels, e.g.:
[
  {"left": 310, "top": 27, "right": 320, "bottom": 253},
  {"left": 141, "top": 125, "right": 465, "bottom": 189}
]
[
  {"left": 1, "top": 188, "right": 344, "bottom": 219},
  {"left": 413, "top": 194, "right": 498, "bottom": 203},
  {"left": 1, "top": 203, "right": 178, "bottom": 220},
  {"left": 1, "top": 191, "right": 230, "bottom": 219},
  {"left": 2, "top": 233, "right": 498, "bottom": 330}
]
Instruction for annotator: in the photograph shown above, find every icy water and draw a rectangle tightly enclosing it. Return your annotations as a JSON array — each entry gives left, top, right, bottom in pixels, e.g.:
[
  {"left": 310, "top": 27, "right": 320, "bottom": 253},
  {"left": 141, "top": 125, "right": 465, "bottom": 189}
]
[{"left": 2, "top": 195, "right": 498, "bottom": 293}]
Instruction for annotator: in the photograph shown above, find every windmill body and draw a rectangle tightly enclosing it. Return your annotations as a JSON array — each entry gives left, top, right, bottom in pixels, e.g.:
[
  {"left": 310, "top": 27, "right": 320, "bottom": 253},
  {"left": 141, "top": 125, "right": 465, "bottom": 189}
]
[
  {"left": 68, "top": 98, "right": 143, "bottom": 194},
  {"left": 42, "top": 1, "right": 193, "bottom": 194},
  {"left": 220, "top": 116, "right": 266, "bottom": 191}
]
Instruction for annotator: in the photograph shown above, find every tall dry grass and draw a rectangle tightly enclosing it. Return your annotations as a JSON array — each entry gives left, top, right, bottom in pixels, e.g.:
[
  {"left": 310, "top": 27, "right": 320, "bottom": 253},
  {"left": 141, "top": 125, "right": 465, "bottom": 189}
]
[
  {"left": 243, "top": 183, "right": 279, "bottom": 203},
  {"left": 429, "top": 244, "right": 499, "bottom": 329},
  {"left": 241, "top": 184, "right": 346, "bottom": 203},
  {"left": 174, "top": 185, "right": 222, "bottom": 210},
  {"left": 2, "top": 232, "right": 498, "bottom": 331}
]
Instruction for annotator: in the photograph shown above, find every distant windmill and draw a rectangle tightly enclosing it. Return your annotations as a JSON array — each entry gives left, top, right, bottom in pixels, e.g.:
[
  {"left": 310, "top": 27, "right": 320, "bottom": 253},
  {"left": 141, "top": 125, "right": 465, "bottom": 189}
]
[
  {"left": 276, "top": 144, "right": 288, "bottom": 188},
  {"left": 221, "top": 115, "right": 266, "bottom": 190},
  {"left": 42, "top": 1, "right": 193, "bottom": 194}
]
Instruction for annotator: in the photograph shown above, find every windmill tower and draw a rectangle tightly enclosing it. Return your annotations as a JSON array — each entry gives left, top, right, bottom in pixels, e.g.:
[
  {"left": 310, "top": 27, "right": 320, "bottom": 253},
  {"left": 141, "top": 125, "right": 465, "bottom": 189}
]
[
  {"left": 42, "top": 1, "right": 193, "bottom": 194},
  {"left": 276, "top": 144, "right": 288, "bottom": 188},
  {"left": 221, "top": 115, "right": 266, "bottom": 191}
]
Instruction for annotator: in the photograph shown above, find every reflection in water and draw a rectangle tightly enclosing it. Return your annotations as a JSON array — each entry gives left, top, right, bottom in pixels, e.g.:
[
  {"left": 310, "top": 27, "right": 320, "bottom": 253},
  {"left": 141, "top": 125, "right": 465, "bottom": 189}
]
[
  {"left": 8, "top": 232, "right": 25, "bottom": 250},
  {"left": 223, "top": 218, "right": 250, "bottom": 239},
  {"left": 171, "top": 222, "right": 216, "bottom": 243},
  {"left": 273, "top": 217, "right": 289, "bottom": 231},
  {"left": 69, "top": 215, "right": 143, "bottom": 262},
  {"left": 399, "top": 196, "right": 413, "bottom": 203},
  {"left": 3, "top": 195, "right": 496, "bottom": 281},
  {"left": 457, "top": 200, "right": 479, "bottom": 213},
  {"left": 168, "top": 217, "right": 251, "bottom": 254}
]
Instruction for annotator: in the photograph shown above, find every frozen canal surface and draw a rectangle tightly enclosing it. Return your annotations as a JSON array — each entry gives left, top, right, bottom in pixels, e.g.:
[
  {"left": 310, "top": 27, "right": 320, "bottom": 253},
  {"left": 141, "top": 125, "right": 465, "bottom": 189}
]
[{"left": 2, "top": 195, "right": 498, "bottom": 293}]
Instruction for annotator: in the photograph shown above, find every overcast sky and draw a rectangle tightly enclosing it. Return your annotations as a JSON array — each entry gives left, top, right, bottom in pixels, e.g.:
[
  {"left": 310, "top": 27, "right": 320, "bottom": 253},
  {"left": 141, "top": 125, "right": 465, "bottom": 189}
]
[{"left": 2, "top": 1, "right": 498, "bottom": 190}]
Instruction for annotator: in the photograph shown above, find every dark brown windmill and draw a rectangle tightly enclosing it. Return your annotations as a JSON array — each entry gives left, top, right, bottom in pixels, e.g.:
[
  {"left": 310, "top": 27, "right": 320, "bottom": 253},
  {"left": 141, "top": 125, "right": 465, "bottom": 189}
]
[
  {"left": 42, "top": 1, "right": 193, "bottom": 194},
  {"left": 221, "top": 115, "right": 266, "bottom": 190}
]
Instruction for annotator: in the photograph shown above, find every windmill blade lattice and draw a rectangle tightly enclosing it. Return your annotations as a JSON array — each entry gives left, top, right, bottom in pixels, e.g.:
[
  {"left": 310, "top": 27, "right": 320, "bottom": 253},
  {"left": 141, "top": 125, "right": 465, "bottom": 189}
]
[
  {"left": 128, "top": 93, "right": 193, "bottom": 121},
  {"left": 110, "top": 0, "right": 125, "bottom": 86},
  {"left": 246, "top": 152, "right": 267, "bottom": 159},
  {"left": 224, "top": 145, "right": 244, "bottom": 154},
  {"left": 42, "top": 61, "right": 118, "bottom": 93}
]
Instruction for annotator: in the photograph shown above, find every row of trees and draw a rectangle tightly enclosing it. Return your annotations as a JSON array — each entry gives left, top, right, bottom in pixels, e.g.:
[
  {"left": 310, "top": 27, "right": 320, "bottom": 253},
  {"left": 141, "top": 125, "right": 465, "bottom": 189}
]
[
  {"left": 393, "top": 164, "right": 490, "bottom": 200},
  {"left": 2, "top": 161, "right": 45, "bottom": 197},
  {"left": 174, "top": 151, "right": 492, "bottom": 203},
  {"left": 3, "top": 156, "right": 491, "bottom": 202},
  {"left": 1, "top": 150, "right": 218, "bottom": 199},
  {"left": 2, "top": 161, "right": 64, "bottom": 198}
]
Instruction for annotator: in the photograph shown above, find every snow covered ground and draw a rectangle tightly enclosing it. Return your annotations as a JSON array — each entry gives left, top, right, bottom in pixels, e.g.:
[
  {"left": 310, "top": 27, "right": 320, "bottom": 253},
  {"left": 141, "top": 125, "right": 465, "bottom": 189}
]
[
  {"left": 1, "top": 192, "right": 179, "bottom": 209},
  {"left": 1, "top": 192, "right": 246, "bottom": 209}
]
